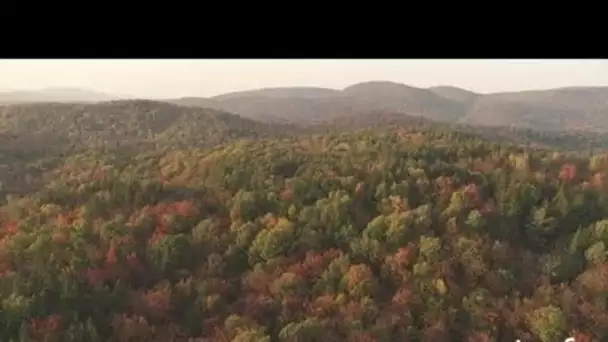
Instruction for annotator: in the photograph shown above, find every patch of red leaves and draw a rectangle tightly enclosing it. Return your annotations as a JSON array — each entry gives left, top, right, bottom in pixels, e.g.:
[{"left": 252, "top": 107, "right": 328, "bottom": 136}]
[
  {"left": 144, "top": 289, "right": 172, "bottom": 317},
  {"left": 280, "top": 186, "right": 294, "bottom": 201},
  {"left": 128, "top": 200, "right": 198, "bottom": 246},
  {"left": 559, "top": 163, "right": 578, "bottom": 181},
  {"left": 29, "top": 314, "right": 62, "bottom": 341},
  {"left": 106, "top": 245, "right": 118, "bottom": 265},
  {"left": 85, "top": 267, "right": 107, "bottom": 287},
  {"left": 287, "top": 249, "right": 342, "bottom": 280},
  {"left": 2, "top": 221, "right": 18, "bottom": 237}
]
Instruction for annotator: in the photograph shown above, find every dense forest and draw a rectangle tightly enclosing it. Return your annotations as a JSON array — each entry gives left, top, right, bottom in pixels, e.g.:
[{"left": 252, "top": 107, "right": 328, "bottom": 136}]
[{"left": 0, "top": 99, "right": 608, "bottom": 341}]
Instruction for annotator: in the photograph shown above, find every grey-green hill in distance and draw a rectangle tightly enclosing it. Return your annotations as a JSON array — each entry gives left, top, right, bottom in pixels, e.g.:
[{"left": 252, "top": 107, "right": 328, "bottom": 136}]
[
  {"left": 428, "top": 86, "right": 479, "bottom": 105},
  {"left": 3, "top": 82, "right": 608, "bottom": 132},
  {"left": 167, "top": 81, "right": 608, "bottom": 132},
  {"left": 0, "top": 87, "right": 127, "bottom": 104}
]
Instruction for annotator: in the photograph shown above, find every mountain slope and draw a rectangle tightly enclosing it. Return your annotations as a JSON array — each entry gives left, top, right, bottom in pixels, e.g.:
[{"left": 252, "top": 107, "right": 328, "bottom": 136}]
[
  {"left": 168, "top": 81, "right": 467, "bottom": 124},
  {"left": 306, "top": 110, "right": 435, "bottom": 132},
  {"left": 429, "top": 85, "right": 479, "bottom": 105},
  {"left": 461, "top": 87, "right": 608, "bottom": 131},
  {"left": 211, "top": 86, "right": 339, "bottom": 100},
  {"left": 341, "top": 81, "right": 466, "bottom": 121},
  {"left": 7, "top": 82, "right": 608, "bottom": 133},
  {"left": 0, "top": 100, "right": 293, "bottom": 153},
  {"left": 165, "top": 82, "right": 608, "bottom": 132}
]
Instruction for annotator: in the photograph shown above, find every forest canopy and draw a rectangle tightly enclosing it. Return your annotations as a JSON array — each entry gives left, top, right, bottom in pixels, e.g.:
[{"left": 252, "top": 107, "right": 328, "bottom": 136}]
[{"left": 1, "top": 123, "right": 607, "bottom": 341}]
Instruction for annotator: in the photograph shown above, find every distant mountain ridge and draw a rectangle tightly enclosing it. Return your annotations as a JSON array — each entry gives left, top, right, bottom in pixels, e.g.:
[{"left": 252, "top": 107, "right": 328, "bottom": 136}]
[
  {"left": 168, "top": 81, "right": 608, "bottom": 133},
  {"left": 428, "top": 86, "right": 479, "bottom": 105},
  {"left": 0, "top": 87, "right": 127, "bottom": 104},
  {"left": 4, "top": 82, "right": 608, "bottom": 133},
  {"left": 211, "top": 87, "right": 339, "bottom": 100}
]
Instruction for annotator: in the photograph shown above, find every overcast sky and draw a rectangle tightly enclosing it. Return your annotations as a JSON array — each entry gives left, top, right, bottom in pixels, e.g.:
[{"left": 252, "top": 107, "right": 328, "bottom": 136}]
[{"left": 0, "top": 59, "right": 606, "bottom": 98}]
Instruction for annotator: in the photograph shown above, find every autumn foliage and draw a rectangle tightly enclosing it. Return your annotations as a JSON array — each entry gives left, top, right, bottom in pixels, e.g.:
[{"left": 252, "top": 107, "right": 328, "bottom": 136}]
[{"left": 0, "top": 129, "right": 607, "bottom": 341}]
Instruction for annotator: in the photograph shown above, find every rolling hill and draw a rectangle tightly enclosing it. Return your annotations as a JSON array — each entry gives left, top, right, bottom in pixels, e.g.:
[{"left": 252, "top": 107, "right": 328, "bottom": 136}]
[
  {"left": 429, "top": 85, "right": 479, "bottom": 105},
  {"left": 167, "top": 82, "right": 608, "bottom": 133},
  {"left": 1, "top": 94, "right": 607, "bottom": 159},
  {"left": 2, "top": 97, "right": 606, "bottom": 208},
  {"left": 211, "top": 86, "right": 339, "bottom": 100},
  {"left": 0, "top": 100, "right": 293, "bottom": 153},
  {"left": 465, "top": 87, "right": 608, "bottom": 132},
  {"left": 4, "top": 83, "right": 608, "bottom": 133},
  {"left": 305, "top": 110, "right": 435, "bottom": 132},
  {"left": 340, "top": 81, "right": 467, "bottom": 122},
  {"left": 169, "top": 82, "right": 467, "bottom": 123}
]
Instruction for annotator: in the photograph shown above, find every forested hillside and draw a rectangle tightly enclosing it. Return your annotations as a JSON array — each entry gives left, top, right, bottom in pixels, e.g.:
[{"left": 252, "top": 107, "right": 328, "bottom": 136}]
[
  {"left": 0, "top": 100, "right": 292, "bottom": 153},
  {"left": 308, "top": 111, "right": 608, "bottom": 153},
  {"left": 5, "top": 83, "right": 608, "bottom": 133},
  {"left": 4, "top": 100, "right": 606, "bottom": 157},
  {"left": 0, "top": 100, "right": 296, "bottom": 203},
  {"left": 1, "top": 124, "right": 608, "bottom": 341},
  {"left": 1, "top": 99, "right": 608, "bottom": 207}
]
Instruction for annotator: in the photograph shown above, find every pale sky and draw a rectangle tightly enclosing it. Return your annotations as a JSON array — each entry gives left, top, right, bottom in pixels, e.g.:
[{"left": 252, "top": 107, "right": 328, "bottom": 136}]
[{"left": 0, "top": 59, "right": 606, "bottom": 98}]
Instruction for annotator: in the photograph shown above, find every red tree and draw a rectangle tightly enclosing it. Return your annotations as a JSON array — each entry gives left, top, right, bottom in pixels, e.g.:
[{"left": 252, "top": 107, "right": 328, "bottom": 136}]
[
  {"left": 29, "top": 314, "right": 62, "bottom": 341},
  {"left": 559, "top": 163, "right": 578, "bottom": 181}
]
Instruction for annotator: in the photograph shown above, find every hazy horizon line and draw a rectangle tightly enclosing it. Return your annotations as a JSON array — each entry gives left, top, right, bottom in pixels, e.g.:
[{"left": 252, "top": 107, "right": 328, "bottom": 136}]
[
  {"left": 1, "top": 59, "right": 606, "bottom": 98},
  {"left": 3, "top": 80, "right": 608, "bottom": 100}
]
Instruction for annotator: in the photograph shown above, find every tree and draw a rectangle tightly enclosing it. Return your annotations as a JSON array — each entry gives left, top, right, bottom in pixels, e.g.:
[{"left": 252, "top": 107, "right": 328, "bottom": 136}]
[
  {"left": 249, "top": 218, "right": 295, "bottom": 263},
  {"left": 278, "top": 318, "right": 325, "bottom": 342},
  {"left": 527, "top": 305, "right": 568, "bottom": 342},
  {"left": 342, "top": 264, "right": 378, "bottom": 298}
]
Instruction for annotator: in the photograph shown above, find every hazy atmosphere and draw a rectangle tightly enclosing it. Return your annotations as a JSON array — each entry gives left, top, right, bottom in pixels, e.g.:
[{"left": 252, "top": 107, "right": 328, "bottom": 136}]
[
  {"left": 0, "top": 59, "right": 606, "bottom": 98},
  {"left": 4, "top": 58, "right": 608, "bottom": 341}
]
